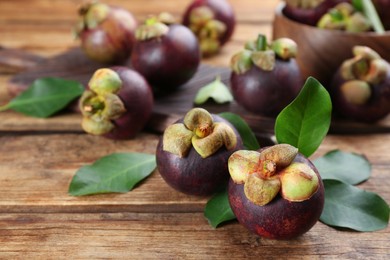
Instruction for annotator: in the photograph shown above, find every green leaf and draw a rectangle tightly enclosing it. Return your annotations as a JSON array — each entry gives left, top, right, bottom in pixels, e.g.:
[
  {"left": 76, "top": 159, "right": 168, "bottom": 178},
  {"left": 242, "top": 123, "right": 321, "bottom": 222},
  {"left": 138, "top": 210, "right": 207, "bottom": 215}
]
[
  {"left": 314, "top": 150, "right": 371, "bottom": 185},
  {"left": 0, "top": 77, "right": 84, "bottom": 118},
  {"left": 219, "top": 112, "right": 260, "bottom": 151},
  {"left": 320, "top": 179, "right": 389, "bottom": 231},
  {"left": 194, "top": 76, "right": 233, "bottom": 105},
  {"left": 275, "top": 77, "right": 332, "bottom": 157},
  {"left": 204, "top": 188, "right": 236, "bottom": 228},
  {"left": 69, "top": 153, "right": 156, "bottom": 196},
  {"left": 357, "top": 0, "right": 385, "bottom": 34}
]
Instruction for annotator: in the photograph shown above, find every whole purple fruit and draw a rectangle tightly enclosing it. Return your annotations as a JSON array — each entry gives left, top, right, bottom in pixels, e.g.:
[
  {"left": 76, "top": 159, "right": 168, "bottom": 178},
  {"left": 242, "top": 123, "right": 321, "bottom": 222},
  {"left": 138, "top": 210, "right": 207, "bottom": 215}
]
[
  {"left": 228, "top": 144, "right": 325, "bottom": 240},
  {"left": 230, "top": 35, "right": 303, "bottom": 117},
  {"left": 74, "top": 2, "right": 137, "bottom": 64},
  {"left": 330, "top": 46, "right": 390, "bottom": 122},
  {"left": 131, "top": 13, "right": 201, "bottom": 94},
  {"left": 79, "top": 67, "right": 154, "bottom": 139},
  {"left": 182, "top": 0, "right": 236, "bottom": 57},
  {"left": 283, "top": 0, "right": 348, "bottom": 26},
  {"left": 156, "top": 108, "right": 243, "bottom": 196}
]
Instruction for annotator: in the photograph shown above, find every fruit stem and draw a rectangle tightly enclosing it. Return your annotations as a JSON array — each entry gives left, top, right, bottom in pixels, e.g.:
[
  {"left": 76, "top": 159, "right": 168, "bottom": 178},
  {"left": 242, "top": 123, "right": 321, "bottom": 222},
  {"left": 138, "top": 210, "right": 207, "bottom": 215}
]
[{"left": 256, "top": 34, "right": 267, "bottom": 51}]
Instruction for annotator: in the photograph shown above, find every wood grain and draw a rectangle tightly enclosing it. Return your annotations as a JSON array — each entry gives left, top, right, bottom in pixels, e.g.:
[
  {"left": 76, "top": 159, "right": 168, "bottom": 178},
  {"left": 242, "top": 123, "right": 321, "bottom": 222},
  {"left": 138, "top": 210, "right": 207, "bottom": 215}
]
[
  {"left": 0, "top": 0, "right": 389, "bottom": 258},
  {"left": 1, "top": 212, "right": 389, "bottom": 259}
]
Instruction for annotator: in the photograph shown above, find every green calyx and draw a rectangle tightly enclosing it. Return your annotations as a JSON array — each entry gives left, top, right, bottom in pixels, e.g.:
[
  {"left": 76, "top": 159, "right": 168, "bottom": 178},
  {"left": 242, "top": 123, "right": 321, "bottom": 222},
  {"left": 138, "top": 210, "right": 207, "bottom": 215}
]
[
  {"left": 230, "top": 35, "right": 297, "bottom": 74},
  {"left": 75, "top": 2, "right": 110, "bottom": 36},
  {"left": 162, "top": 108, "right": 237, "bottom": 158},
  {"left": 80, "top": 68, "right": 126, "bottom": 135},
  {"left": 340, "top": 46, "right": 389, "bottom": 105},
  {"left": 188, "top": 6, "right": 227, "bottom": 56},
  {"left": 317, "top": 2, "right": 371, "bottom": 32},
  {"left": 135, "top": 12, "right": 175, "bottom": 41},
  {"left": 228, "top": 144, "right": 320, "bottom": 206},
  {"left": 285, "top": 0, "right": 324, "bottom": 9}
]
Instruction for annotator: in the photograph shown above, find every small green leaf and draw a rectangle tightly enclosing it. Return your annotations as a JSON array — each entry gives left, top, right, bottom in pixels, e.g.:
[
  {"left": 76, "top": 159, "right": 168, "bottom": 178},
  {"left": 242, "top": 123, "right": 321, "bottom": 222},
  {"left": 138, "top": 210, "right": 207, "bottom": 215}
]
[
  {"left": 358, "top": 0, "right": 385, "bottom": 34},
  {"left": 314, "top": 150, "right": 371, "bottom": 185},
  {"left": 275, "top": 77, "right": 332, "bottom": 157},
  {"left": 204, "top": 188, "right": 236, "bottom": 228},
  {"left": 194, "top": 76, "right": 233, "bottom": 105},
  {"left": 219, "top": 112, "right": 260, "bottom": 151},
  {"left": 320, "top": 179, "right": 389, "bottom": 231},
  {"left": 0, "top": 77, "right": 84, "bottom": 118},
  {"left": 69, "top": 153, "right": 156, "bottom": 196}
]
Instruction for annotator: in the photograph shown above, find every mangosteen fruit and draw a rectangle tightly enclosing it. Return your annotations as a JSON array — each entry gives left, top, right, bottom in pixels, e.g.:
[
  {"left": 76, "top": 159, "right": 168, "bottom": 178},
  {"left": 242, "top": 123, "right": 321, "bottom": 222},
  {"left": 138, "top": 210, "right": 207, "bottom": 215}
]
[
  {"left": 228, "top": 144, "right": 325, "bottom": 239},
  {"left": 230, "top": 34, "right": 303, "bottom": 117},
  {"left": 156, "top": 108, "right": 243, "bottom": 196},
  {"left": 74, "top": 2, "right": 137, "bottom": 64},
  {"left": 130, "top": 13, "right": 201, "bottom": 95},
  {"left": 182, "top": 0, "right": 235, "bottom": 57},
  {"left": 283, "top": 0, "right": 347, "bottom": 26},
  {"left": 79, "top": 67, "right": 154, "bottom": 139},
  {"left": 317, "top": 2, "right": 372, "bottom": 32},
  {"left": 330, "top": 46, "right": 390, "bottom": 122}
]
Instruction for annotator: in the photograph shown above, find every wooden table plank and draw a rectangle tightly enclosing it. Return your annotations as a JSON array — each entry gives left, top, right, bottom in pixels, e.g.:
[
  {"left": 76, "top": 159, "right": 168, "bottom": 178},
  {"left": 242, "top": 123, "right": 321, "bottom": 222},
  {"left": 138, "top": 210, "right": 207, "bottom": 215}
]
[
  {"left": 0, "top": 0, "right": 389, "bottom": 258},
  {"left": 1, "top": 133, "right": 389, "bottom": 214},
  {"left": 1, "top": 212, "right": 389, "bottom": 259}
]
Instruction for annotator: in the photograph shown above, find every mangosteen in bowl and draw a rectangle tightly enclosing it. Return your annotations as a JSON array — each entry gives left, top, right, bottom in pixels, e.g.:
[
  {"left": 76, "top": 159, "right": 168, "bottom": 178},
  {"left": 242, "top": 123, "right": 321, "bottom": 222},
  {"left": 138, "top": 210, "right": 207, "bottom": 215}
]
[{"left": 273, "top": 1, "right": 390, "bottom": 87}]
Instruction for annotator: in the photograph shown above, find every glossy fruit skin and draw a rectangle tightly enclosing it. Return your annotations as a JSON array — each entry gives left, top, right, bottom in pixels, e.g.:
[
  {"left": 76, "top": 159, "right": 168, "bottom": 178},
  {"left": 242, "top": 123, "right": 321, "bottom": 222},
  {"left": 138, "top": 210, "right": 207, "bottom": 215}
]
[
  {"left": 78, "top": 5, "right": 137, "bottom": 64},
  {"left": 230, "top": 59, "right": 303, "bottom": 117},
  {"left": 156, "top": 115, "right": 243, "bottom": 196},
  {"left": 131, "top": 24, "right": 201, "bottom": 94},
  {"left": 228, "top": 152, "right": 324, "bottom": 240},
  {"left": 330, "top": 69, "right": 390, "bottom": 123},
  {"left": 182, "top": 0, "right": 235, "bottom": 53},
  {"left": 103, "top": 67, "right": 153, "bottom": 139},
  {"left": 283, "top": 0, "right": 347, "bottom": 26}
]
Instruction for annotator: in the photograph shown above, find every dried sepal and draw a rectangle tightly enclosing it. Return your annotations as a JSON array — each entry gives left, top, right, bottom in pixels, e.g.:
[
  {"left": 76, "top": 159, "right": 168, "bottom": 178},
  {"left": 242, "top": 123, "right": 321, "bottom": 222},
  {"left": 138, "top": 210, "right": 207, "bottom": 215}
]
[
  {"left": 89, "top": 68, "right": 122, "bottom": 95},
  {"left": 340, "top": 80, "right": 371, "bottom": 105},
  {"left": 228, "top": 150, "right": 261, "bottom": 184},
  {"left": 135, "top": 22, "right": 169, "bottom": 41},
  {"left": 270, "top": 38, "right": 298, "bottom": 60},
  {"left": 162, "top": 123, "right": 193, "bottom": 158},
  {"left": 192, "top": 122, "right": 237, "bottom": 158},
  {"left": 250, "top": 50, "right": 275, "bottom": 71},
  {"left": 81, "top": 116, "right": 115, "bottom": 136},
  {"left": 280, "top": 162, "right": 319, "bottom": 202},
  {"left": 183, "top": 107, "right": 213, "bottom": 136},
  {"left": 244, "top": 174, "right": 281, "bottom": 206},
  {"left": 258, "top": 144, "right": 298, "bottom": 177},
  {"left": 230, "top": 50, "right": 252, "bottom": 74}
]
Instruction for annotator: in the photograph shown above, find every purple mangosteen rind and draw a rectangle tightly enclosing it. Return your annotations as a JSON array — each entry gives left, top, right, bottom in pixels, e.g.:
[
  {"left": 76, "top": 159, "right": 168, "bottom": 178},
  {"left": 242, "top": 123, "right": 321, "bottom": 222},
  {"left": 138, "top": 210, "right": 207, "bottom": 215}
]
[
  {"left": 230, "top": 59, "right": 303, "bottom": 117},
  {"left": 156, "top": 109, "right": 244, "bottom": 196},
  {"left": 182, "top": 0, "right": 235, "bottom": 56},
  {"left": 131, "top": 22, "right": 201, "bottom": 94},
  {"left": 228, "top": 150, "right": 325, "bottom": 240},
  {"left": 80, "top": 66, "right": 154, "bottom": 139}
]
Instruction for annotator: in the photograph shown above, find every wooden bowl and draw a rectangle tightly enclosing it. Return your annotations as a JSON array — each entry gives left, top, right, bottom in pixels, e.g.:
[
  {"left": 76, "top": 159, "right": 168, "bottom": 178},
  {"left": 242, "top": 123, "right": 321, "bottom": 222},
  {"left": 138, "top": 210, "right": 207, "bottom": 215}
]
[{"left": 272, "top": 3, "right": 390, "bottom": 87}]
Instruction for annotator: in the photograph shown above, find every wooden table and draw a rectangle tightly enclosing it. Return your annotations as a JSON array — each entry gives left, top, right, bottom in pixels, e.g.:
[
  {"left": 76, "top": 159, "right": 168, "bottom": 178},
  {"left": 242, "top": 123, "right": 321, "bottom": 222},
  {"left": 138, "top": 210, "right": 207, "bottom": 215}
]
[{"left": 0, "top": 0, "right": 389, "bottom": 258}]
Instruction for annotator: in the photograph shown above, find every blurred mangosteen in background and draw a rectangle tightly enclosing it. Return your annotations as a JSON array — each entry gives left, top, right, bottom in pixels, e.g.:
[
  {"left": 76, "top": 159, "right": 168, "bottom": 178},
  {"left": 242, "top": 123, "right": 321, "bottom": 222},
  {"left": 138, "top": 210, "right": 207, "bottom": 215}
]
[
  {"left": 182, "top": 0, "right": 235, "bottom": 57},
  {"left": 74, "top": 2, "right": 137, "bottom": 64},
  {"left": 131, "top": 13, "right": 201, "bottom": 95},
  {"left": 230, "top": 34, "right": 303, "bottom": 117},
  {"left": 330, "top": 46, "right": 390, "bottom": 122}
]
